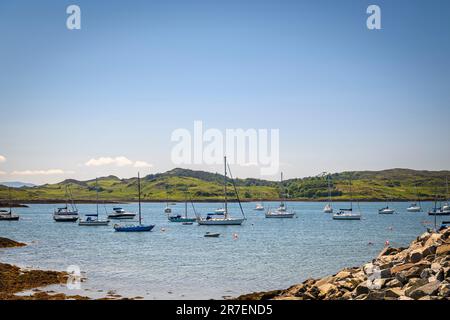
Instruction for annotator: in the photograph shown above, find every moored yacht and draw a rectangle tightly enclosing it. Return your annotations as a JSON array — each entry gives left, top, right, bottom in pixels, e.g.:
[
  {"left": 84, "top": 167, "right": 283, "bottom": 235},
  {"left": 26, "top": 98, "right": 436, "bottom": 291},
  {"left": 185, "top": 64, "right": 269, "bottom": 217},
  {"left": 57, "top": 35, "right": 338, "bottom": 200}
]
[
  {"left": 197, "top": 156, "right": 246, "bottom": 226},
  {"left": 0, "top": 188, "right": 19, "bottom": 221},
  {"left": 265, "top": 173, "right": 296, "bottom": 218},
  {"left": 407, "top": 182, "right": 422, "bottom": 212},
  {"left": 114, "top": 173, "right": 155, "bottom": 232},
  {"left": 323, "top": 175, "right": 333, "bottom": 213},
  {"left": 53, "top": 185, "right": 78, "bottom": 222},
  {"left": 79, "top": 178, "right": 109, "bottom": 226},
  {"left": 108, "top": 207, "right": 136, "bottom": 220},
  {"left": 333, "top": 178, "right": 361, "bottom": 220}
]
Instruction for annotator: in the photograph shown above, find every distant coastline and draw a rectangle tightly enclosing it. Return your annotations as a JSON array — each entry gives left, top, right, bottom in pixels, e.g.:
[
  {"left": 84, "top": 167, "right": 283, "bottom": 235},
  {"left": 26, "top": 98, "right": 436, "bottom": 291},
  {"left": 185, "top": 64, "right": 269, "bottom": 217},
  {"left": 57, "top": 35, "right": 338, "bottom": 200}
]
[{"left": 0, "top": 198, "right": 444, "bottom": 207}]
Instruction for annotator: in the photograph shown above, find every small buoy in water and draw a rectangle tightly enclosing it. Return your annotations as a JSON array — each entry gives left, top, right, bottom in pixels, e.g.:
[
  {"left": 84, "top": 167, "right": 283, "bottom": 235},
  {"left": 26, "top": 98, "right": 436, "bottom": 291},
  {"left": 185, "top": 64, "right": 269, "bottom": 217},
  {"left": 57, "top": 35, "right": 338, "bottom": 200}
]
[
  {"left": 368, "top": 241, "right": 374, "bottom": 246},
  {"left": 388, "top": 226, "right": 393, "bottom": 231},
  {"left": 232, "top": 233, "right": 239, "bottom": 240},
  {"left": 385, "top": 240, "right": 390, "bottom": 246},
  {"left": 160, "top": 227, "right": 166, "bottom": 232}
]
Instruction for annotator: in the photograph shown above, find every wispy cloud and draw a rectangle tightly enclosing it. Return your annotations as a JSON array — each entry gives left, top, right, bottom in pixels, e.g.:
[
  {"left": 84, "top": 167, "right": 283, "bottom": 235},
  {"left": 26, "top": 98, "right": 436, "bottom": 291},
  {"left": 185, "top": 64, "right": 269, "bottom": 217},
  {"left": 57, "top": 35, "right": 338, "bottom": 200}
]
[
  {"left": 85, "top": 156, "right": 153, "bottom": 169},
  {"left": 0, "top": 171, "right": 6, "bottom": 175},
  {"left": 134, "top": 161, "right": 153, "bottom": 168},
  {"left": 11, "top": 169, "right": 75, "bottom": 176},
  {"left": 0, "top": 155, "right": 6, "bottom": 163}
]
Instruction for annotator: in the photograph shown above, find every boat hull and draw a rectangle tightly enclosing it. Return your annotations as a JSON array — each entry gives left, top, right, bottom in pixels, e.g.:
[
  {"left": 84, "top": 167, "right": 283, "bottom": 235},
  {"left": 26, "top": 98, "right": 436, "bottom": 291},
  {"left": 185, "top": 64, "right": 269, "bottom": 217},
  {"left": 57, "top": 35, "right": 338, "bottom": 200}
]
[
  {"left": 114, "top": 224, "right": 155, "bottom": 232},
  {"left": 168, "top": 217, "right": 197, "bottom": 223},
  {"left": 428, "top": 211, "right": 450, "bottom": 216},
  {"left": 54, "top": 216, "right": 79, "bottom": 222},
  {"left": 265, "top": 213, "right": 295, "bottom": 218},
  {"left": 0, "top": 215, "right": 19, "bottom": 221},
  {"left": 198, "top": 218, "right": 244, "bottom": 225},
  {"left": 407, "top": 207, "right": 422, "bottom": 212},
  {"left": 107, "top": 214, "right": 136, "bottom": 220},
  {"left": 79, "top": 220, "right": 110, "bottom": 226},
  {"left": 379, "top": 210, "right": 395, "bottom": 214},
  {"left": 332, "top": 215, "right": 361, "bottom": 220}
]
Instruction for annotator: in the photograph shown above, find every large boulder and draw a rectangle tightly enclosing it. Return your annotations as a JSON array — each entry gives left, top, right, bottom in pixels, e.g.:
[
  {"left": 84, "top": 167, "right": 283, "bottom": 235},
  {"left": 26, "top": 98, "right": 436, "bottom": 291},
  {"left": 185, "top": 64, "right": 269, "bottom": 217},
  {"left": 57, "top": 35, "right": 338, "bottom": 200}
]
[
  {"left": 436, "top": 244, "right": 450, "bottom": 255},
  {"left": 385, "top": 287, "right": 405, "bottom": 298},
  {"left": 409, "top": 250, "right": 423, "bottom": 263},
  {"left": 408, "top": 280, "right": 441, "bottom": 300}
]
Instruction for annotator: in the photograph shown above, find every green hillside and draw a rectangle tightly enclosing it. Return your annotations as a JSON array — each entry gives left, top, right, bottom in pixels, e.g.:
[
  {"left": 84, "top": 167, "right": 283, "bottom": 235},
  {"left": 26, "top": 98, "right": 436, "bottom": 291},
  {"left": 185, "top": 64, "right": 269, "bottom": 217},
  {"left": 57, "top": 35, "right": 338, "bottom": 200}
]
[{"left": 0, "top": 168, "right": 449, "bottom": 203}]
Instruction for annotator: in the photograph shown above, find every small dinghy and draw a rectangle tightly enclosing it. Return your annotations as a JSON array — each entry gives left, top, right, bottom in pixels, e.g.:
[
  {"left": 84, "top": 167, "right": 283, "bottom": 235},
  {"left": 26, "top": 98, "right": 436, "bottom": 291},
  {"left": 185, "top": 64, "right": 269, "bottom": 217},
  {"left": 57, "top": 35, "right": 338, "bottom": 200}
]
[
  {"left": 182, "top": 222, "right": 193, "bottom": 225},
  {"left": 204, "top": 232, "right": 220, "bottom": 238}
]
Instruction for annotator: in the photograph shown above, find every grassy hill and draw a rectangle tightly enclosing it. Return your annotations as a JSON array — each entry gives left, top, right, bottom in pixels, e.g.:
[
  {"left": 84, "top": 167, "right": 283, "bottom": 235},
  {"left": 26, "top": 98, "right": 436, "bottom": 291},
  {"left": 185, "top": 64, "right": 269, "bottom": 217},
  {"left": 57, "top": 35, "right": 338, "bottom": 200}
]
[{"left": 0, "top": 168, "right": 449, "bottom": 203}]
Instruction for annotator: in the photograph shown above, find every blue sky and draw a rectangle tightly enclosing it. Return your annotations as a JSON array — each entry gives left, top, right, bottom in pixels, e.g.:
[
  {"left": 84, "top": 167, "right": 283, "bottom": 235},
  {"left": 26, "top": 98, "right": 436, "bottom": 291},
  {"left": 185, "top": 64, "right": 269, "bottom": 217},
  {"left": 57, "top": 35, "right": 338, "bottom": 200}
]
[{"left": 0, "top": 0, "right": 449, "bottom": 184}]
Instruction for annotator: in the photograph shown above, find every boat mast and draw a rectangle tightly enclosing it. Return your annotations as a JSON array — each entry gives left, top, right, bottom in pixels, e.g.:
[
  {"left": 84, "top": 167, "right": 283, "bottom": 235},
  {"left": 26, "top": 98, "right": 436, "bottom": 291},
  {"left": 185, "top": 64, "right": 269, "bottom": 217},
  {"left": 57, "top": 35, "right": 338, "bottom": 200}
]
[
  {"left": 96, "top": 178, "right": 99, "bottom": 217},
  {"left": 280, "top": 172, "right": 284, "bottom": 207},
  {"left": 224, "top": 156, "right": 228, "bottom": 218},
  {"left": 138, "top": 172, "right": 142, "bottom": 225},
  {"left": 184, "top": 192, "right": 188, "bottom": 219},
  {"left": 349, "top": 177, "right": 353, "bottom": 211},
  {"left": 65, "top": 185, "right": 69, "bottom": 210},
  {"left": 8, "top": 187, "right": 12, "bottom": 215},
  {"left": 446, "top": 177, "right": 449, "bottom": 204},
  {"left": 328, "top": 175, "right": 332, "bottom": 205}
]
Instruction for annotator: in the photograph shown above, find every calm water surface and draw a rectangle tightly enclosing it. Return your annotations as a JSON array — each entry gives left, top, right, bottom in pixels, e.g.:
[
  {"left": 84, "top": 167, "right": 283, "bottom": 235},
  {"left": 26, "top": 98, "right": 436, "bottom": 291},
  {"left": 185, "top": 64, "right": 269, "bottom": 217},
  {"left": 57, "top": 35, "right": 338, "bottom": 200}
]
[{"left": 0, "top": 202, "right": 446, "bottom": 299}]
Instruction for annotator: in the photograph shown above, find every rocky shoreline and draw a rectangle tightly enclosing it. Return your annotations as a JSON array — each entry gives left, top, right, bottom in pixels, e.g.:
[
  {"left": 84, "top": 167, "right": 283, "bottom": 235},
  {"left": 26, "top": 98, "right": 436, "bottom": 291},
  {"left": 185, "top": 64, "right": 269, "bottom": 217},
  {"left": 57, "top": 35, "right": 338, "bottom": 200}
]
[{"left": 238, "top": 227, "right": 450, "bottom": 300}]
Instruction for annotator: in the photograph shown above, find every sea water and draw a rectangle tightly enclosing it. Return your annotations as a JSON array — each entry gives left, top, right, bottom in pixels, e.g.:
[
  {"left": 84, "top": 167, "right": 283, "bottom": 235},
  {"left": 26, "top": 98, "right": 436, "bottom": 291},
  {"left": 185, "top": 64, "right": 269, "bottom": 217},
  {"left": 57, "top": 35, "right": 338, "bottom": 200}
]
[{"left": 0, "top": 202, "right": 445, "bottom": 299}]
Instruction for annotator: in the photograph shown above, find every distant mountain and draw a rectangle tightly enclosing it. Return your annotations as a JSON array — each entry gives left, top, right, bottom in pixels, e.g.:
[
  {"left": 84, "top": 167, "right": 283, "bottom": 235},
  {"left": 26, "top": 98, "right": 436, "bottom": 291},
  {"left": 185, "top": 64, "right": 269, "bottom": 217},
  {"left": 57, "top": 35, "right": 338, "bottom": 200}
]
[
  {"left": 0, "top": 181, "right": 37, "bottom": 188},
  {"left": 0, "top": 168, "right": 448, "bottom": 202}
]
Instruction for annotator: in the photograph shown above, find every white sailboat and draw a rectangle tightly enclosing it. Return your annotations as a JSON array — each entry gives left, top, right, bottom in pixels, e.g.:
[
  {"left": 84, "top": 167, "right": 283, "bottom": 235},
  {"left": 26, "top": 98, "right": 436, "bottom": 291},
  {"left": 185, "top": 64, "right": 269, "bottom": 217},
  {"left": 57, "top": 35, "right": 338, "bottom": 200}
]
[
  {"left": 333, "top": 178, "right": 361, "bottom": 220},
  {"left": 266, "top": 173, "right": 296, "bottom": 218},
  {"left": 53, "top": 185, "right": 79, "bottom": 222},
  {"left": 0, "top": 188, "right": 20, "bottom": 221},
  {"left": 197, "top": 156, "right": 245, "bottom": 226},
  {"left": 407, "top": 182, "right": 422, "bottom": 212},
  {"left": 323, "top": 175, "right": 333, "bottom": 213},
  {"left": 79, "top": 178, "right": 109, "bottom": 226}
]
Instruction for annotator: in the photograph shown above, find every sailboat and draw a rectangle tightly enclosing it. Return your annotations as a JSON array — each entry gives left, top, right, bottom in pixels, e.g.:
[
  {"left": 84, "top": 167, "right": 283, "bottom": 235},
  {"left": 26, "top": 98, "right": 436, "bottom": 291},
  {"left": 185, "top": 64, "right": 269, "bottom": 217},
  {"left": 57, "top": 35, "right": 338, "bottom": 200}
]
[
  {"left": 323, "top": 175, "right": 333, "bottom": 213},
  {"left": 379, "top": 194, "right": 395, "bottom": 214},
  {"left": 333, "top": 178, "right": 361, "bottom": 220},
  {"left": 164, "top": 187, "right": 172, "bottom": 214},
  {"left": 266, "top": 173, "right": 295, "bottom": 218},
  {"left": 0, "top": 188, "right": 20, "bottom": 221},
  {"left": 168, "top": 193, "right": 197, "bottom": 223},
  {"left": 442, "top": 177, "right": 450, "bottom": 213},
  {"left": 254, "top": 201, "right": 265, "bottom": 211},
  {"left": 79, "top": 179, "right": 109, "bottom": 226},
  {"left": 53, "top": 185, "right": 79, "bottom": 222},
  {"left": 407, "top": 182, "right": 422, "bottom": 212},
  {"left": 114, "top": 173, "right": 155, "bottom": 232},
  {"left": 197, "top": 156, "right": 246, "bottom": 225}
]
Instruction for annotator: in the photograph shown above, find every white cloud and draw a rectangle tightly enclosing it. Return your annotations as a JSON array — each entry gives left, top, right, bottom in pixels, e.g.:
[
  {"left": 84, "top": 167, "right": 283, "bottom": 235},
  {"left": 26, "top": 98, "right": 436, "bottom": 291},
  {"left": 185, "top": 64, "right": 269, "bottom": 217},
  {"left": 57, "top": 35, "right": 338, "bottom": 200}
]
[
  {"left": 11, "top": 169, "right": 75, "bottom": 176},
  {"left": 134, "top": 161, "right": 153, "bottom": 168},
  {"left": 0, "top": 171, "right": 6, "bottom": 175},
  {"left": 0, "top": 155, "right": 6, "bottom": 163},
  {"left": 85, "top": 156, "right": 152, "bottom": 169},
  {"left": 85, "top": 156, "right": 133, "bottom": 167}
]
